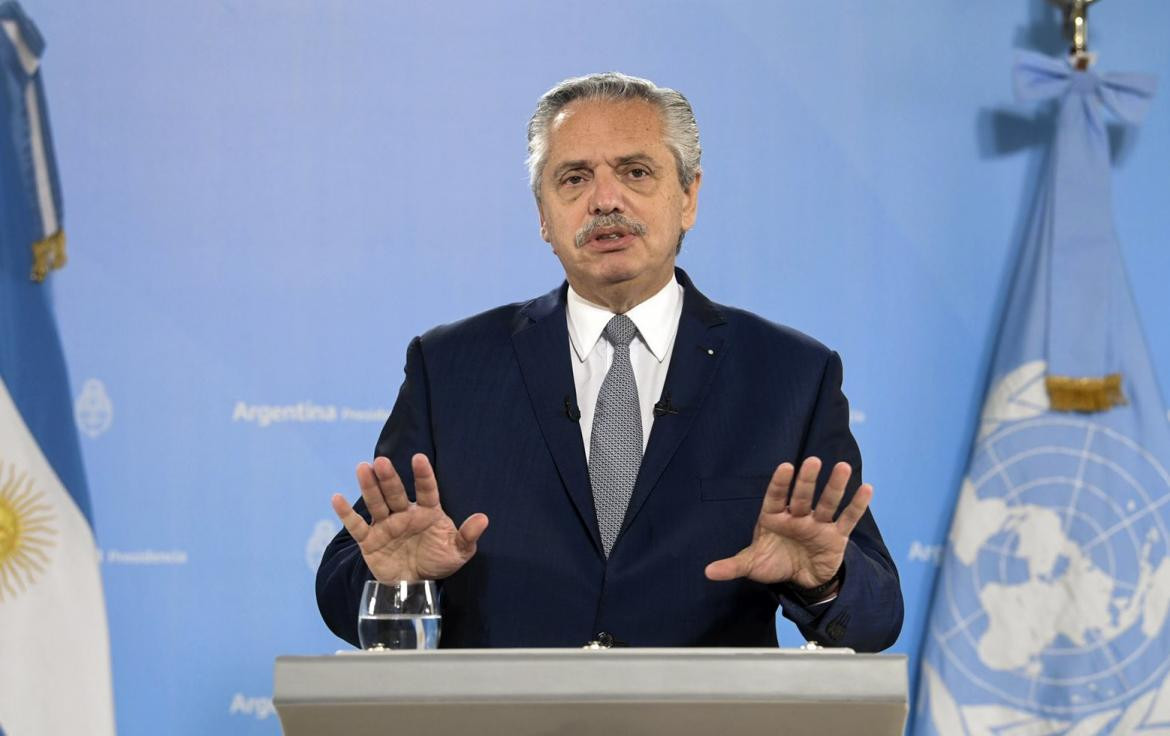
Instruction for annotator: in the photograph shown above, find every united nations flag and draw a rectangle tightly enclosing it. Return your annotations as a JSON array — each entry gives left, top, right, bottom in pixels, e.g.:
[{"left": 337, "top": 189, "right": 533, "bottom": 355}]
[
  {"left": 0, "top": 3, "right": 115, "bottom": 733},
  {"left": 912, "top": 52, "right": 1168, "bottom": 733}
]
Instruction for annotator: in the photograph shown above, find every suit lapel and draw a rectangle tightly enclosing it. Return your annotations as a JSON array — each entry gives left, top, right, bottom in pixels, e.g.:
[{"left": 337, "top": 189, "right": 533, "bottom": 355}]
[
  {"left": 620, "top": 269, "right": 728, "bottom": 537},
  {"left": 511, "top": 285, "right": 603, "bottom": 556}
]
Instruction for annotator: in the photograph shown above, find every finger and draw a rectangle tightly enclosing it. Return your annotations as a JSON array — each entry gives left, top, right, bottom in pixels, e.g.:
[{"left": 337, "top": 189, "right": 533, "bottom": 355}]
[
  {"left": 704, "top": 550, "right": 751, "bottom": 581},
  {"left": 370, "top": 456, "right": 410, "bottom": 513},
  {"left": 787, "top": 457, "right": 822, "bottom": 516},
  {"left": 835, "top": 483, "right": 873, "bottom": 537},
  {"left": 813, "top": 462, "right": 853, "bottom": 522},
  {"left": 412, "top": 454, "right": 441, "bottom": 508},
  {"left": 356, "top": 462, "right": 392, "bottom": 520},
  {"left": 761, "top": 462, "right": 796, "bottom": 514},
  {"left": 331, "top": 493, "right": 369, "bottom": 543},
  {"left": 456, "top": 513, "right": 490, "bottom": 554}
]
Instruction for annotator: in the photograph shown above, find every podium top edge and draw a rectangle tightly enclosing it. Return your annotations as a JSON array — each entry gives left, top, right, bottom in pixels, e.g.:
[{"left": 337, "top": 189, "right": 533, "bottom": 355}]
[
  {"left": 273, "top": 647, "right": 909, "bottom": 708},
  {"left": 277, "top": 648, "right": 907, "bottom": 662}
]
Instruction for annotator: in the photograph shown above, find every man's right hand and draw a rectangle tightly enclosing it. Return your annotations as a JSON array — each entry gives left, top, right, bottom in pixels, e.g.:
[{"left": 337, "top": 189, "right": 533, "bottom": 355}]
[{"left": 331, "top": 453, "right": 489, "bottom": 583}]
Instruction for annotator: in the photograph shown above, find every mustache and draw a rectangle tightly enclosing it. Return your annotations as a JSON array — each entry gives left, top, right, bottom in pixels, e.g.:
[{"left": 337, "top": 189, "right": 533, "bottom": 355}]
[{"left": 574, "top": 214, "right": 648, "bottom": 248}]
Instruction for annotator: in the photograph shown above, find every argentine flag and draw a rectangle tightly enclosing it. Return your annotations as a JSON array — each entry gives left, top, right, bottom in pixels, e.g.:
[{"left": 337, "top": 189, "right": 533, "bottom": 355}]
[
  {"left": 913, "top": 53, "right": 1169, "bottom": 733},
  {"left": 0, "top": 3, "right": 115, "bottom": 733}
]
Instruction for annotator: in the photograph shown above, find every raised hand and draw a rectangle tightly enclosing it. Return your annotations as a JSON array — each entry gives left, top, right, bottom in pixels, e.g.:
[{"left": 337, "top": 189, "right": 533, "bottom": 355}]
[
  {"left": 704, "top": 457, "right": 871, "bottom": 590},
  {"left": 331, "top": 453, "right": 489, "bottom": 583}
]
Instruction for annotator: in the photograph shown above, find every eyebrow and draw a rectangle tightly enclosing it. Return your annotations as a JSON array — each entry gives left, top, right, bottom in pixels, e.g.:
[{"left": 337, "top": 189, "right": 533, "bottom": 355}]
[
  {"left": 552, "top": 160, "right": 590, "bottom": 180},
  {"left": 613, "top": 152, "right": 658, "bottom": 168}
]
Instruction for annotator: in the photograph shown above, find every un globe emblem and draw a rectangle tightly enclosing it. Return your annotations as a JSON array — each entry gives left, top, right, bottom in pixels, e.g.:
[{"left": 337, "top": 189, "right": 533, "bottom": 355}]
[{"left": 934, "top": 411, "right": 1170, "bottom": 720}]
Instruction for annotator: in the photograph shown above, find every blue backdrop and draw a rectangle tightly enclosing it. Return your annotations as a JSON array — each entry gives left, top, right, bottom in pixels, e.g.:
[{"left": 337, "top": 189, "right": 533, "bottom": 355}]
[{"left": 16, "top": 1, "right": 1170, "bottom": 733}]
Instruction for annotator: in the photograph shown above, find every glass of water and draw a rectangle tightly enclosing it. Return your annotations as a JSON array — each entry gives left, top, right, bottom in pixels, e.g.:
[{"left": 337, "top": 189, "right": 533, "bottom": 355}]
[{"left": 358, "top": 580, "right": 441, "bottom": 650}]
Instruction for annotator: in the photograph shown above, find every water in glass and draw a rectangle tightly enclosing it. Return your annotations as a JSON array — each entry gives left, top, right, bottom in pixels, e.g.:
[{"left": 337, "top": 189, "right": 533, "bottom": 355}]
[
  {"left": 358, "top": 580, "right": 441, "bottom": 650},
  {"left": 358, "top": 613, "right": 441, "bottom": 650}
]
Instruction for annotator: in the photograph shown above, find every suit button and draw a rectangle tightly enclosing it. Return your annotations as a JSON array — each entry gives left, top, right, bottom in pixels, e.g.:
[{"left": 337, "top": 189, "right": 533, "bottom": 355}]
[
  {"left": 597, "top": 632, "right": 614, "bottom": 647},
  {"left": 825, "top": 614, "right": 850, "bottom": 643}
]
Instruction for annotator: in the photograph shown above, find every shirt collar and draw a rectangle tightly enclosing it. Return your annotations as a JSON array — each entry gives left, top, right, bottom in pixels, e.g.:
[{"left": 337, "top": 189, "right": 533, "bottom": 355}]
[{"left": 566, "top": 275, "right": 682, "bottom": 364}]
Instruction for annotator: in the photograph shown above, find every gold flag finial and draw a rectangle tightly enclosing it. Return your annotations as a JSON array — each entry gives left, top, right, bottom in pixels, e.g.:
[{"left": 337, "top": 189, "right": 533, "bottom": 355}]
[
  {"left": 1046, "top": 373, "right": 1126, "bottom": 413},
  {"left": 30, "top": 229, "right": 67, "bottom": 283},
  {"left": 1048, "top": 0, "right": 1103, "bottom": 69}
]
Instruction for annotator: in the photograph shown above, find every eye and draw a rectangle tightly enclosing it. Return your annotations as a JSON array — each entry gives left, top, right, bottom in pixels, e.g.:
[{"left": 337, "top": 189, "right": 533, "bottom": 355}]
[
  {"left": 628, "top": 167, "right": 650, "bottom": 179},
  {"left": 561, "top": 173, "right": 587, "bottom": 187}
]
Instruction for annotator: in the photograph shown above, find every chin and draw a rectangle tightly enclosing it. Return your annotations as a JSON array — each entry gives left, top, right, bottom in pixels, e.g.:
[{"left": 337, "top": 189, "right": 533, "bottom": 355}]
[{"left": 592, "top": 264, "right": 643, "bottom": 286}]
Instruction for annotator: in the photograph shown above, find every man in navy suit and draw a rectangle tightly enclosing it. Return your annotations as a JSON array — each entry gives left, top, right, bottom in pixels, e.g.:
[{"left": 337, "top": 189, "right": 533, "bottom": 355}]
[{"left": 317, "top": 73, "right": 902, "bottom": 651}]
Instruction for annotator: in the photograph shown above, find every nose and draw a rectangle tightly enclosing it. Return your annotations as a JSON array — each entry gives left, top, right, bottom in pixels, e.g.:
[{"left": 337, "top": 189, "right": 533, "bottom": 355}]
[{"left": 588, "top": 169, "right": 624, "bottom": 216}]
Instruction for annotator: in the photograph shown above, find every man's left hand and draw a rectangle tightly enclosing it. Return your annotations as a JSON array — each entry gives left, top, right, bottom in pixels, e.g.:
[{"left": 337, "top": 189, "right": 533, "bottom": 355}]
[{"left": 704, "top": 457, "right": 872, "bottom": 591}]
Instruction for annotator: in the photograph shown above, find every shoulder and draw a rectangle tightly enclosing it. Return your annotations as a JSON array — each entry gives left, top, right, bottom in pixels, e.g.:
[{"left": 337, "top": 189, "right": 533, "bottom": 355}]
[
  {"left": 712, "top": 300, "right": 837, "bottom": 371},
  {"left": 721, "top": 305, "right": 830, "bottom": 353},
  {"left": 420, "top": 303, "right": 522, "bottom": 345},
  {"left": 414, "top": 284, "right": 560, "bottom": 354},
  {"left": 679, "top": 268, "right": 837, "bottom": 371}
]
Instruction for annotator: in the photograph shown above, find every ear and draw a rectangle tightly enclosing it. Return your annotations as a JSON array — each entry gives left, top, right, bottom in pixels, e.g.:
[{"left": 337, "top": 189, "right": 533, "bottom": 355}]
[
  {"left": 536, "top": 196, "right": 551, "bottom": 243},
  {"left": 680, "top": 170, "right": 702, "bottom": 231}
]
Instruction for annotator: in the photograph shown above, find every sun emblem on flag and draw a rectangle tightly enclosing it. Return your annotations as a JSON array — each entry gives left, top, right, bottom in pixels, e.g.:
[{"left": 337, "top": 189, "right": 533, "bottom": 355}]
[{"left": 0, "top": 461, "right": 55, "bottom": 601}]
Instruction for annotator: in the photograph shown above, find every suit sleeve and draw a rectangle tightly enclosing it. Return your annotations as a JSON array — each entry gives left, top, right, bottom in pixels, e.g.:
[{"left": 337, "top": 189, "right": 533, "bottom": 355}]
[
  {"left": 315, "top": 336, "right": 435, "bottom": 647},
  {"left": 775, "top": 351, "right": 904, "bottom": 652}
]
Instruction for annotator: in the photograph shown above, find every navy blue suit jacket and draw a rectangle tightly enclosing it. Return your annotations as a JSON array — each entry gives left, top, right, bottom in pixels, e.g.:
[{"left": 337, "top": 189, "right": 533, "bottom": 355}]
[{"left": 317, "top": 269, "right": 902, "bottom": 650}]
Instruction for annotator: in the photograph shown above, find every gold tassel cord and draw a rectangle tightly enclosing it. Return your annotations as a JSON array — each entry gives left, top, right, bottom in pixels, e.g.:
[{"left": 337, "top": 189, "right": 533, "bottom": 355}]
[
  {"left": 1046, "top": 373, "right": 1126, "bottom": 413},
  {"left": 30, "top": 229, "right": 67, "bottom": 283}
]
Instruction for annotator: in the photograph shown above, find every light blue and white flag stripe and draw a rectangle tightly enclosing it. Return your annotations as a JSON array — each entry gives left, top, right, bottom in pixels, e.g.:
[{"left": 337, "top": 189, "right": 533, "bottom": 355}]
[
  {"left": 912, "top": 52, "right": 1169, "bottom": 735},
  {"left": 1, "top": 1, "right": 61, "bottom": 247},
  {"left": 0, "top": 2, "right": 115, "bottom": 734}
]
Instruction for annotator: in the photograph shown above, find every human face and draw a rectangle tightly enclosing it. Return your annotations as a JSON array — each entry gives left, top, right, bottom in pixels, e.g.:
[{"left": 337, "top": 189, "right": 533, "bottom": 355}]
[{"left": 536, "top": 99, "right": 701, "bottom": 312}]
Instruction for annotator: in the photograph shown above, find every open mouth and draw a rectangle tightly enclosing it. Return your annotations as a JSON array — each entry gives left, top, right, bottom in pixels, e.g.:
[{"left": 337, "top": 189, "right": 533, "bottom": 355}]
[
  {"left": 589, "top": 228, "right": 633, "bottom": 247},
  {"left": 595, "top": 231, "right": 626, "bottom": 241},
  {"left": 574, "top": 216, "right": 647, "bottom": 248}
]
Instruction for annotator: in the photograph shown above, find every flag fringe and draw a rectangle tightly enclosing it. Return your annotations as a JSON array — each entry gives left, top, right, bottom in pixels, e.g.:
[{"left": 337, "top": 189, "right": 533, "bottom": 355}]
[
  {"left": 30, "top": 229, "right": 66, "bottom": 283},
  {"left": 1046, "top": 373, "right": 1126, "bottom": 412}
]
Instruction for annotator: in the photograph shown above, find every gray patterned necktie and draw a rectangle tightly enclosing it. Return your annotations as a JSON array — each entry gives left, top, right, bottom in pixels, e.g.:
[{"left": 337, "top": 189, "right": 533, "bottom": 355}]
[{"left": 589, "top": 314, "right": 643, "bottom": 558}]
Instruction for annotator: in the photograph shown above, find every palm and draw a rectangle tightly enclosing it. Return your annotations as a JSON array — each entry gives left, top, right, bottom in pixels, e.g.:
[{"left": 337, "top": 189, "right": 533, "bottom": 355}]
[
  {"left": 332, "top": 454, "right": 488, "bottom": 583},
  {"left": 705, "top": 457, "right": 872, "bottom": 589},
  {"left": 358, "top": 505, "right": 463, "bottom": 581},
  {"left": 740, "top": 508, "right": 850, "bottom": 587}
]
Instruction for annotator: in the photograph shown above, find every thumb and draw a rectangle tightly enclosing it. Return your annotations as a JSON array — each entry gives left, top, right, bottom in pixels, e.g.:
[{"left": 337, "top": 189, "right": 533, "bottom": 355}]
[
  {"left": 456, "top": 513, "right": 489, "bottom": 554},
  {"left": 705, "top": 549, "right": 751, "bottom": 581}
]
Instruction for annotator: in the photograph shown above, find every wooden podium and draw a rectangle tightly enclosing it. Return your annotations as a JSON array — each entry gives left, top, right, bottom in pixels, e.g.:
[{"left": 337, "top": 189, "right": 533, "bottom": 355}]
[{"left": 273, "top": 648, "right": 907, "bottom": 735}]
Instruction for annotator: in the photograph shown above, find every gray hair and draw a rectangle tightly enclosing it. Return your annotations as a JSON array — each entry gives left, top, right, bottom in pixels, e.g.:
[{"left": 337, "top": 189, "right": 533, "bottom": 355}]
[{"left": 526, "top": 72, "right": 702, "bottom": 198}]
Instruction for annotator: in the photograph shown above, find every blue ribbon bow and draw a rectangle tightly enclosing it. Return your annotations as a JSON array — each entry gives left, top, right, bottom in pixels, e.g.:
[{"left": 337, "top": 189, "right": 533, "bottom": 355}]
[{"left": 1010, "top": 50, "right": 1158, "bottom": 398}]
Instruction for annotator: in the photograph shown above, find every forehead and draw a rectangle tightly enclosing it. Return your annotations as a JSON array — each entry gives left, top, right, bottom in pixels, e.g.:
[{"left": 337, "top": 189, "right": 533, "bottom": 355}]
[{"left": 545, "top": 98, "right": 669, "bottom": 162}]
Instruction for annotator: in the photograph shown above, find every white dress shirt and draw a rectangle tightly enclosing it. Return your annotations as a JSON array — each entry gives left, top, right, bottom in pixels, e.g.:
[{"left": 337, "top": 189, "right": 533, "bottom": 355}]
[{"left": 566, "top": 275, "right": 685, "bottom": 461}]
